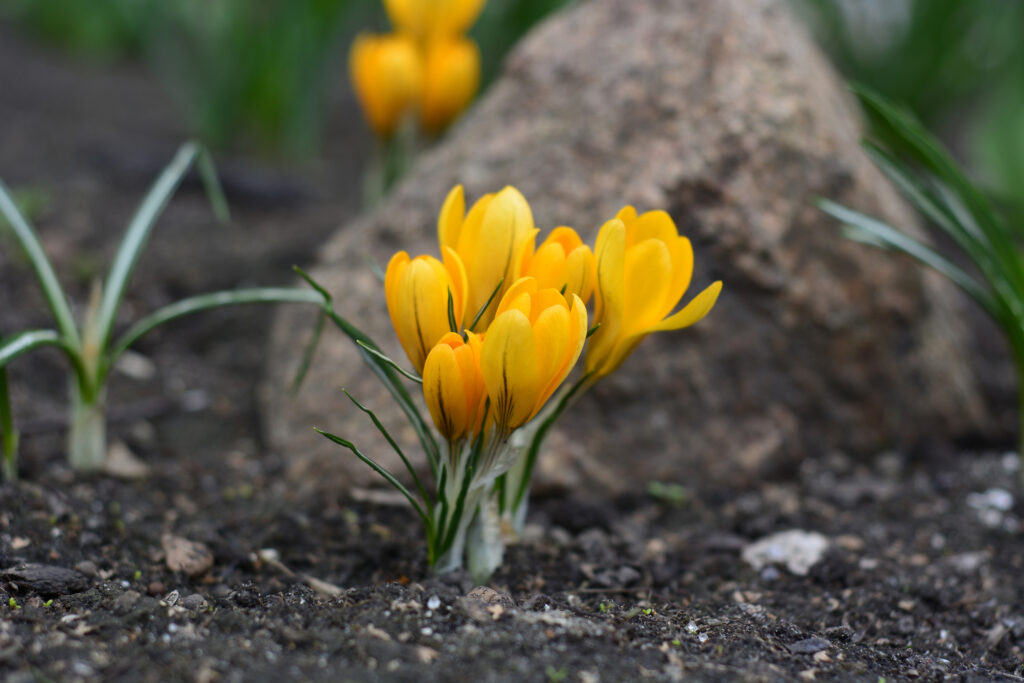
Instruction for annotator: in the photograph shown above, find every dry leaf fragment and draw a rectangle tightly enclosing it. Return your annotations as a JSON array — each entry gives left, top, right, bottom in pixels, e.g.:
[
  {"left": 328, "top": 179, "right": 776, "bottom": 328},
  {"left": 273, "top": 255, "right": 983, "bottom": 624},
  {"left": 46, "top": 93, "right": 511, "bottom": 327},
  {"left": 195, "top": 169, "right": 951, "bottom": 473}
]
[
  {"left": 161, "top": 534, "right": 214, "bottom": 577},
  {"left": 104, "top": 441, "right": 150, "bottom": 480},
  {"left": 415, "top": 646, "right": 439, "bottom": 663}
]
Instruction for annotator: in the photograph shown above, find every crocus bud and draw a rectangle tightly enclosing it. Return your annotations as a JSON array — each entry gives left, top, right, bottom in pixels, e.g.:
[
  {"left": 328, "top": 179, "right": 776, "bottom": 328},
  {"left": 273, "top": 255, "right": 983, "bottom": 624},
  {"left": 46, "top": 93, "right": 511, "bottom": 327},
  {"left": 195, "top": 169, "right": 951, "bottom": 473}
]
[
  {"left": 421, "top": 37, "right": 481, "bottom": 135},
  {"left": 349, "top": 33, "right": 423, "bottom": 139},
  {"left": 423, "top": 332, "right": 486, "bottom": 443},
  {"left": 383, "top": 0, "right": 485, "bottom": 43},
  {"left": 438, "top": 185, "right": 538, "bottom": 330},
  {"left": 521, "top": 226, "right": 597, "bottom": 305},
  {"left": 585, "top": 207, "right": 722, "bottom": 379},
  {"left": 480, "top": 278, "right": 587, "bottom": 434},
  {"left": 385, "top": 249, "right": 468, "bottom": 373}
]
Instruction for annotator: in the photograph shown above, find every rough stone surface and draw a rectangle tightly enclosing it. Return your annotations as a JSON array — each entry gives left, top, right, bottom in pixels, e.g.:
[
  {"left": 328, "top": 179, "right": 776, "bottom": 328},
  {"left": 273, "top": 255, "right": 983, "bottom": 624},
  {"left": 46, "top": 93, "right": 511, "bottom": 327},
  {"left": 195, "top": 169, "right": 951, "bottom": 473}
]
[{"left": 265, "top": 0, "right": 995, "bottom": 493}]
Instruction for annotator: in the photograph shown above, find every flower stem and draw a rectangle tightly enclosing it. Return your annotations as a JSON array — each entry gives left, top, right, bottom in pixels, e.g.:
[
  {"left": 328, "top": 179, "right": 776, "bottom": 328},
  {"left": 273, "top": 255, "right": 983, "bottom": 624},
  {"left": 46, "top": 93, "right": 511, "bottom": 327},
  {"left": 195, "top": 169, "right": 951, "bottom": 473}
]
[{"left": 67, "top": 382, "right": 106, "bottom": 471}]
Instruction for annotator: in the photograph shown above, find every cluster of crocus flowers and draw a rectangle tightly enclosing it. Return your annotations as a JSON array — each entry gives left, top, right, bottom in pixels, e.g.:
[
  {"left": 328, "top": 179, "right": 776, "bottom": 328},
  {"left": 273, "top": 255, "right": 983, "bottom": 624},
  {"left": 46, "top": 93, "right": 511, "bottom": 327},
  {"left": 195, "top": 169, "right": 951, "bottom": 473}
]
[
  {"left": 349, "top": 0, "right": 484, "bottom": 140},
  {"left": 321, "top": 182, "right": 721, "bottom": 582},
  {"left": 389, "top": 185, "right": 721, "bottom": 447}
]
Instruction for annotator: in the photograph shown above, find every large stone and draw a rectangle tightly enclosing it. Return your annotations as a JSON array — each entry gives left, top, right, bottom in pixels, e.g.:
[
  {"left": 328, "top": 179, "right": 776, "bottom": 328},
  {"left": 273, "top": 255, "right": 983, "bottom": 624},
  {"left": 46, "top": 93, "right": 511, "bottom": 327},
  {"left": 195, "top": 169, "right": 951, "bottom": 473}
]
[{"left": 264, "top": 0, "right": 996, "bottom": 494}]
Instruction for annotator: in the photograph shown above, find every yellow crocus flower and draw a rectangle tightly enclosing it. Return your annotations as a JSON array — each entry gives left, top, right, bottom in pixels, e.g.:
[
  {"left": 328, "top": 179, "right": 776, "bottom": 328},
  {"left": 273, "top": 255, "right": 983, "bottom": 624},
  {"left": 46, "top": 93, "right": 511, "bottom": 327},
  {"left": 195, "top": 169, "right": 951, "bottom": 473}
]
[
  {"left": 421, "top": 37, "right": 481, "bottom": 135},
  {"left": 423, "top": 332, "right": 486, "bottom": 444},
  {"left": 585, "top": 207, "right": 722, "bottom": 379},
  {"left": 385, "top": 248, "right": 468, "bottom": 373},
  {"left": 383, "top": 0, "right": 485, "bottom": 44},
  {"left": 520, "top": 226, "right": 597, "bottom": 305},
  {"left": 349, "top": 33, "right": 423, "bottom": 139},
  {"left": 438, "top": 185, "right": 538, "bottom": 330},
  {"left": 480, "top": 278, "right": 588, "bottom": 434}
]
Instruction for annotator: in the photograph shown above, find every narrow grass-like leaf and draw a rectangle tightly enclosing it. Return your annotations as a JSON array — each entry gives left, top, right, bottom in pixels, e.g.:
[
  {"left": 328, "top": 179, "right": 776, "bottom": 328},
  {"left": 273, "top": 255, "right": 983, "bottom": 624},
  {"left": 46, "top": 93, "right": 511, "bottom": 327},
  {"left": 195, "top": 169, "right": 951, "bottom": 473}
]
[
  {"left": 439, "top": 460, "right": 475, "bottom": 557},
  {"left": 854, "top": 85, "right": 1024, "bottom": 297},
  {"left": 292, "top": 266, "right": 332, "bottom": 302},
  {"left": 291, "top": 309, "right": 326, "bottom": 394},
  {"left": 108, "top": 288, "right": 325, "bottom": 366},
  {"left": 447, "top": 289, "right": 458, "bottom": 334},
  {"left": 0, "top": 180, "right": 79, "bottom": 346},
  {"left": 342, "top": 389, "right": 433, "bottom": 511},
  {"left": 315, "top": 427, "right": 432, "bottom": 531},
  {"left": 91, "top": 143, "right": 227, "bottom": 353},
  {"left": 818, "top": 199, "right": 998, "bottom": 314},
  {"left": 586, "top": 323, "right": 601, "bottom": 339},
  {"left": 468, "top": 277, "right": 504, "bottom": 332},
  {"left": 435, "top": 463, "right": 450, "bottom": 555},
  {"left": 367, "top": 256, "right": 386, "bottom": 284},
  {"left": 295, "top": 267, "right": 441, "bottom": 474},
  {"left": 194, "top": 146, "right": 230, "bottom": 223},
  {"left": 0, "top": 329, "right": 65, "bottom": 368},
  {"left": 355, "top": 341, "right": 423, "bottom": 384},
  {"left": 861, "top": 143, "right": 1024, "bottom": 330},
  {"left": 513, "top": 373, "right": 593, "bottom": 511}
]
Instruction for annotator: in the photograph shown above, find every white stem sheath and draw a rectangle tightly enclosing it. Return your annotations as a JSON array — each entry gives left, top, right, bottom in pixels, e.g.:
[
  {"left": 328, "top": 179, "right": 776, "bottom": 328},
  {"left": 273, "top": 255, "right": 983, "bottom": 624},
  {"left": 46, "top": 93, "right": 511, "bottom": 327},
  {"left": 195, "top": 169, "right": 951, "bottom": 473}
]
[{"left": 68, "top": 384, "right": 106, "bottom": 471}]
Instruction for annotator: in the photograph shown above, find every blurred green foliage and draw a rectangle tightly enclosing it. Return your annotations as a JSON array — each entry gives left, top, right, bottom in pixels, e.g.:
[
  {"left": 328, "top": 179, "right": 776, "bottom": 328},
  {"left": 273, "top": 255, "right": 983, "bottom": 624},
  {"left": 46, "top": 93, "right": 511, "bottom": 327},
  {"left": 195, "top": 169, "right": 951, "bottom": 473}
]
[
  {"left": 790, "top": 0, "right": 1024, "bottom": 214},
  {"left": 3, "top": 0, "right": 572, "bottom": 157}
]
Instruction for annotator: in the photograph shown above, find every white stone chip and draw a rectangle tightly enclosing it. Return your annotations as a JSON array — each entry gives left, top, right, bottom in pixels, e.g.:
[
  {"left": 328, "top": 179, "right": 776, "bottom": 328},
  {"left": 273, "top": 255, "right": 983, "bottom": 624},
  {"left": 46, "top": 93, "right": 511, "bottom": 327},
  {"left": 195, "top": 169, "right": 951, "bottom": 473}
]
[{"left": 741, "top": 529, "right": 829, "bottom": 576}]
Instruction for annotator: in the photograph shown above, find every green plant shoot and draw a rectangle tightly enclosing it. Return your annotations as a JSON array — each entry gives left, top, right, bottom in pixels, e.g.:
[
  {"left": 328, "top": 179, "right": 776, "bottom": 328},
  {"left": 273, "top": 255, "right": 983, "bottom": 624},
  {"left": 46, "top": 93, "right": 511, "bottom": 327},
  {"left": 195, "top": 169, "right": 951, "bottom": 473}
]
[
  {"left": 819, "top": 85, "right": 1024, "bottom": 486},
  {"left": 0, "top": 142, "right": 326, "bottom": 477}
]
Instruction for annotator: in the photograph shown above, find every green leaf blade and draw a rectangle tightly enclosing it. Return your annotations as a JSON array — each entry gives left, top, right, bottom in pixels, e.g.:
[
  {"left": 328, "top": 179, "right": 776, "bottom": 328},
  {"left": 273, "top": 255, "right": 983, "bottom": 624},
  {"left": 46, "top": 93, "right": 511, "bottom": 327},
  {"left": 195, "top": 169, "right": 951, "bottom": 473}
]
[
  {"left": 91, "top": 142, "right": 229, "bottom": 354},
  {"left": 108, "top": 287, "right": 325, "bottom": 366},
  {"left": 0, "top": 329, "right": 66, "bottom": 368},
  {"left": 0, "top": 180, "right": 80, "bottom": 347}
]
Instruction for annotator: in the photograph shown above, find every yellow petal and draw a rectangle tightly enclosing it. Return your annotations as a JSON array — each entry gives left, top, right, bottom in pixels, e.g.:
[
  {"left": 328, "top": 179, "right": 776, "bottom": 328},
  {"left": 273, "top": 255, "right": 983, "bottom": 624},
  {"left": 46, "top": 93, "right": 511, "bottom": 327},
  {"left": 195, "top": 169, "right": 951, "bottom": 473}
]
[
  {"left": 585, "top": 219, "right": 626, "bottom": 375},
  {"left": 421, "top": 37, "right": 480, "bottom": 134},
  {"left": 495, "top": 277, "right": 537, "bottom": 320},
  {"left": 348, "top": 33, "right": 422, "bottom": 138},
  {"left": 480, "top": 309, "right": 541, "bottom": 432},
  {"left": 389, "top": 256, "right": 454, "bottom": 372},
  {"left": 385, "top": 251, "right": 410, "bottom": 345},
  {"left": 462, "top": 188, "right": 534, "bottom": 328},
  {"left": 531, "top": 303, "right": 571, "bottom": 393},
  {"left": 629, "top": 210, "right": 677, "bottom": 247},
  {"left": 441, "top": 246, "right": 468, "bottom": 328},
  {"left": 438, "top": 185, "right": 465, "bottom": 251},
  {"left": 535, "top": 292, "right": 588, "bottom": 413},
  {"left": 564, "top": 244, "right": 596, "bottom": 304},
  {"left": 592, "top": 218, "right": 625, "bottom": 324},
  {"left": 622, "top": 238, "right": 672, "bottom": 335},
  {"left": 423, "top": 342, "right": 468, "bottom": 440},
  {"left": 615, "top": 205, "right": 638, "bottom": 226},
  {"left": 647, "top": 280, "right": 723, "bottom": 332},
  {"left": 663, "top": 235, "right": 694, "bottom": 316}
]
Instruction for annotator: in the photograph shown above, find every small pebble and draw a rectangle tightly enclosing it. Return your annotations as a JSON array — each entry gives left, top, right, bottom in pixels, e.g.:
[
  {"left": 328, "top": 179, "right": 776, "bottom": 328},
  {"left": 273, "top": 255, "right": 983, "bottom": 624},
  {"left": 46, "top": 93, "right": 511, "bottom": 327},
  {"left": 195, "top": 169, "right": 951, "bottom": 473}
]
[
  {"left": 789, "top": 637, "right": 830, "bottom": 654},
  {"left": 427, "top": 595, "right": 441, "bottom": 610},
  {"left": 686, "top": 621, "right": 698, "bottom": 633},
  {"left": 116, "top": 590, "right": 141, "bottom": 611},
  {"left": 147, "top": 581, "right": 166, "bottom": 596},
  {"left": 182, "top": 593, "right": 207, "bottom": 610},
  {"left": 966, "top": 488, "right": 1014, "bottom": 512},
  {"left": 74, "top": 561, "right": 98, "bottom": 578}
]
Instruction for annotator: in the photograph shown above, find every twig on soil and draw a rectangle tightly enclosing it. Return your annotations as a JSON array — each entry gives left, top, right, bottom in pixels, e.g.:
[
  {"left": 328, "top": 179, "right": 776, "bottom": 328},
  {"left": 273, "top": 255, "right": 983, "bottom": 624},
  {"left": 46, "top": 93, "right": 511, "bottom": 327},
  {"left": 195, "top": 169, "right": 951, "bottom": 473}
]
[{"left": 254, "top": 548, "right": 344, "bottom": 598}]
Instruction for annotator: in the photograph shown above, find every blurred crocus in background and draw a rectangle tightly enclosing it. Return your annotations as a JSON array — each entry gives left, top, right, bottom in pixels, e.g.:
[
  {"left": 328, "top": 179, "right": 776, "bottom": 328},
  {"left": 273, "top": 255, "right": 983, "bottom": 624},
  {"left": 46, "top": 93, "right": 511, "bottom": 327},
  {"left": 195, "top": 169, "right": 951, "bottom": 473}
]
[{"left": 349, "top": 0, "right": 485, "bottom": 203}]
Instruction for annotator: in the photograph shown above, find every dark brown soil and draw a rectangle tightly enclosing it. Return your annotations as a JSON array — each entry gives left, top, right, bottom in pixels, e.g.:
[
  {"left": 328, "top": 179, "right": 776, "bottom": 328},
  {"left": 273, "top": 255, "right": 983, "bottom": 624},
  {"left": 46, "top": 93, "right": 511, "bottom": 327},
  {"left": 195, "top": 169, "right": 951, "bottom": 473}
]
[{"left": 2, "top": 20, "right": 1024, "bottom": 683}]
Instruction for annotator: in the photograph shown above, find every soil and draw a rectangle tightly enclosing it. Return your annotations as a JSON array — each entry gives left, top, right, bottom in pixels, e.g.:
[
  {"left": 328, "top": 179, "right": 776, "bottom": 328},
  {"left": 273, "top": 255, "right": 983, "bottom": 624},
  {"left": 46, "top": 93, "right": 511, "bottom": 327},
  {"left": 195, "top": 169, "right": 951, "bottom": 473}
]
[{"left": 2, "top": 20, "right": 1024, "bottom": 683}]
